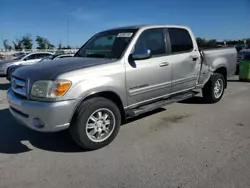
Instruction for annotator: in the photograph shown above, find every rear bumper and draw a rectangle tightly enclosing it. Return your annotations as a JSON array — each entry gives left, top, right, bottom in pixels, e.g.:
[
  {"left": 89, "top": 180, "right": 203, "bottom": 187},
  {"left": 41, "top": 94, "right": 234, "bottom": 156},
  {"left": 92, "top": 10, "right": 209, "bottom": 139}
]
[{"left": 7, "top": 89, "right": 79, "bottom": 132}]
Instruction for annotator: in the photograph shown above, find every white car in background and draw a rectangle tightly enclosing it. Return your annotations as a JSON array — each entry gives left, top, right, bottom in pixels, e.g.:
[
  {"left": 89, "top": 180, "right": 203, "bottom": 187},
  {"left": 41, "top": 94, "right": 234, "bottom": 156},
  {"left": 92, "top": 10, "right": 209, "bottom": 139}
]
[
  {"left": 38, "top": 53, "right": 74, "bottom": 62},
  {"left": 0, "top": 52, "right": 53, "bottom": 76},
  {"left": 6, "top": 53, "right": 75, "bottom": 81}
]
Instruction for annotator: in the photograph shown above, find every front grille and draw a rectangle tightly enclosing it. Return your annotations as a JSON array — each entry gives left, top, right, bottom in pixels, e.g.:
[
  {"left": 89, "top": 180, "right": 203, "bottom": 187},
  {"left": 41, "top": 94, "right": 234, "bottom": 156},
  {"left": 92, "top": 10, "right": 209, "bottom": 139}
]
[{"left": 11, "top": 76, "right": 27, "bottom": 98}]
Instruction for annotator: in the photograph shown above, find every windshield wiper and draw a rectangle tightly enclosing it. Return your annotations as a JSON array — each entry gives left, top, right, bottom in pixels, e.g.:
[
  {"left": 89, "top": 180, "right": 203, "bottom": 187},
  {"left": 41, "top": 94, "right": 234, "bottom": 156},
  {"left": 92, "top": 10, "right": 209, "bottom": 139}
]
[
  {"left": 86, "top": 53, "right": 115, "bottom": 59},
  {"left": 74, "top": 53, "right": 114, "bottom": 59},
  {"left": 86, "top": 53, "right": 106, "bottom": 58}
]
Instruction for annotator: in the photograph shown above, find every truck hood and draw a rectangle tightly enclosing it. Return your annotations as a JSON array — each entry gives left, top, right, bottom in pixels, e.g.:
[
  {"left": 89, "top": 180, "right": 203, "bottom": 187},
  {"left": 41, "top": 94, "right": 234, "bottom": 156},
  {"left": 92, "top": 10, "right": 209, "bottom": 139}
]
[{"left": 13, "top": 57, "right": 116, "bottom": 80}]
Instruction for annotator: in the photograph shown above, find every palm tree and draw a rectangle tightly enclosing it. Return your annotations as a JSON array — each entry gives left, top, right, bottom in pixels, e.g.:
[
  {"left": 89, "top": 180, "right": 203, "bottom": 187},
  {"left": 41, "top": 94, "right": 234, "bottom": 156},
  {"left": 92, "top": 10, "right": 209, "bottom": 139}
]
[
  {"left": 3, "top": 39, "right": 9, "bottom": 51},
  {"left": 21, "top": 35, "right": 33, "bottom": 49},
  {"left": 36, "top": 36, "right": 55, "bottom": 49}
]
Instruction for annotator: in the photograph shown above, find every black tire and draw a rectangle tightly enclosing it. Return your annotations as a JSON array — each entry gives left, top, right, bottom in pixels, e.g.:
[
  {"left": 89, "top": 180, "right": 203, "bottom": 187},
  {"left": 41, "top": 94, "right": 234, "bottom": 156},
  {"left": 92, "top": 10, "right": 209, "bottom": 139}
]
[
  {"left": 202, "top": 73, "right": 225, "bottom": 103},
  {"left": 70, "top": 97, "right": 121, "bottom": 150},
  {"left": 235, "top": 64, "right": 239, "bottom": 75}
]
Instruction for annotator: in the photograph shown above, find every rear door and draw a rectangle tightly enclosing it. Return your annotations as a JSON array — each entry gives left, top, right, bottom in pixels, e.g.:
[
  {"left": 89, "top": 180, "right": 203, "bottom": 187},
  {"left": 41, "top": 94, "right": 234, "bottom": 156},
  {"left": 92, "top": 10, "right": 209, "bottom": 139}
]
[
  {"left": 125, "top": 28, "right": 172, "bottom": 107},
  {"left": 166, "top": 28, "right": 201, "bottom": 94}
]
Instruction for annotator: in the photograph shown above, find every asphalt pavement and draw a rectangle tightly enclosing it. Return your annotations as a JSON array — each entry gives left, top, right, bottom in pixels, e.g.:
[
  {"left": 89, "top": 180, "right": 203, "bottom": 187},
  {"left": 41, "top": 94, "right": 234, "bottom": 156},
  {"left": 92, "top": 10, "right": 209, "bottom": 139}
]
[{"left": 0, "top": 76, "right": 250, "bottom": 188}]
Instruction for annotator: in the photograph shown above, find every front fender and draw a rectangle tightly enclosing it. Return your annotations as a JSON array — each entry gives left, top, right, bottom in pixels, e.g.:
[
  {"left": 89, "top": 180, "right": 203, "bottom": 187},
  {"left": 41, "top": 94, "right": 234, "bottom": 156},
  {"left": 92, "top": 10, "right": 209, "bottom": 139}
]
[{"left": 66, "top": 76, "right": 127, "bottom": 105}]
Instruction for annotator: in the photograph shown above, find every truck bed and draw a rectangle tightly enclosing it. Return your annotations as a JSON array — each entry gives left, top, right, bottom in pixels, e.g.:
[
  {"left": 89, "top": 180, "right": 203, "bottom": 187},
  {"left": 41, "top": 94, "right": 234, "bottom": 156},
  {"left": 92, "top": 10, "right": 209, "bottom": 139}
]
[
  {"left": 197, "top": 47, "right": 237, "bottom": 87},
  {"left": 201, "top": 47, "right": 237, "bottom": 78}
]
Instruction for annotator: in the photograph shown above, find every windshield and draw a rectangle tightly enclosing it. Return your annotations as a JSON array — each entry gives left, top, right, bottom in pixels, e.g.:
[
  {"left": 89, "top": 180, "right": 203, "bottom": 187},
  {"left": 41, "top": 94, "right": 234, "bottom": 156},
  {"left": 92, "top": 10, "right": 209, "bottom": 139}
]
[
  {"left": 75, "top": 29, "right": 138, "bottom": 59},
  {"left": 13, "top": 54, "right": 27, "bottom": 60}
]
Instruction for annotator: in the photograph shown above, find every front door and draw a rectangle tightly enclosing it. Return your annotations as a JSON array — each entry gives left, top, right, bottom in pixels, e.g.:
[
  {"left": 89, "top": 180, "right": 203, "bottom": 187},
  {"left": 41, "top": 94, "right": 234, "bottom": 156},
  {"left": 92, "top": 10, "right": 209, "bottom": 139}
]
[{"left": 125, "top": 28, "right": 172, "bottom": 107}]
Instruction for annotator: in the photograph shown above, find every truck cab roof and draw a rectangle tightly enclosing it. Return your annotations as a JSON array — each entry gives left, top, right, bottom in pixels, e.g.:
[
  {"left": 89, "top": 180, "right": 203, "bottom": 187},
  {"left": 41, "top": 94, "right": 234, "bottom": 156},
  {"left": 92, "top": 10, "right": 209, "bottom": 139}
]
[{"left": 103, "top": 24, "right": 191, "bottom": 32}]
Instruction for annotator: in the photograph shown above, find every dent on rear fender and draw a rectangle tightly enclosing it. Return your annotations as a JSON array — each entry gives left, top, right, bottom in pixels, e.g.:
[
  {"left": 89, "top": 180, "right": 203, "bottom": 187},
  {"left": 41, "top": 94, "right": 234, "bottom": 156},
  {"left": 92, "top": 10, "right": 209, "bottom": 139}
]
[
  {"left": 198, "top": 55, "right": 227, "bottom": 86},
  {"left": 197, "top": 64, "right": 212, "bottom": 86}
]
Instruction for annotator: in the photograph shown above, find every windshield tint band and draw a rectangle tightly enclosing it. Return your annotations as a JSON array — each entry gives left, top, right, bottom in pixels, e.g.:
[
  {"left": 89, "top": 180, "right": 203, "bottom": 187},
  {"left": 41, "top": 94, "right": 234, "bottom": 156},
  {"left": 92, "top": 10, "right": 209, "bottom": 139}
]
[{"left": 75, "top": 29, "right": 138, "bottom": 59}]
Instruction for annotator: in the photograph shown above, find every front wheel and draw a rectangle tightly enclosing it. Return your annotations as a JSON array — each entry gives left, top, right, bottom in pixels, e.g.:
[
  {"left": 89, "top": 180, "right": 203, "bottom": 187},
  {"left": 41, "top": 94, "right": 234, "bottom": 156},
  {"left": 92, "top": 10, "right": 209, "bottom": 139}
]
[
  {"left": 202, "top": 73, "right": 225, "bottom": 103},
  {"left": 70, "top": 97, "right": 121, "bottom": 150}
]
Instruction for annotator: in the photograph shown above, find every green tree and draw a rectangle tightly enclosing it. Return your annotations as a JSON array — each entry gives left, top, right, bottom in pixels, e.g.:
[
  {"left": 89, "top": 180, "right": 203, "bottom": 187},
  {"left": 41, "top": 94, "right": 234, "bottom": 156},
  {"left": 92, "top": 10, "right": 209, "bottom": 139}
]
[
  {"left": 36, "top": 36, "right": 55, "bottom": 49},
  {"left": 206, "top": 39, "right": 217, "bottom": 47},
  {"left": 7, "top": 45, "right": 12, "bottom": 51},
  {"left": 48, "top": 43, "right": 55, "bottom": 49},
  {"left": 61, "top": 45, "right": 71, "bottom": 49},
  {"left": 21, "top": 35, "right": 33, "bottom": 49},
  {"left": 35, "top": 36, "right": 47, "bottom": 49},
  {"left": 12, "top": 38, "right": 23, "bottom": 50},
  {"left": 246, "top": 38, "right": 250, "bottom": 46},
  {"left": 196, "top": 37, "right": 207, "bottom": 48},
  {"left": 3, "top": 39, "right": 11, "bottom": 51},
  {"left": 58, "top": 43, "right": 62, "bottom": 49}
]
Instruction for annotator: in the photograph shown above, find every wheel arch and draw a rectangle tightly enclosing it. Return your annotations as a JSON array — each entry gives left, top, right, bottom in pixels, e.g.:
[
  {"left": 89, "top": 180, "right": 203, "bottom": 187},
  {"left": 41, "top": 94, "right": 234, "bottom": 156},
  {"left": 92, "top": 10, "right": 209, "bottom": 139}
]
[
  {"left": 70, "top": 91, "right": 126, "bottom": 124},
  {"left": 214, "top": 66, "right": 227, "bottom": 88}
]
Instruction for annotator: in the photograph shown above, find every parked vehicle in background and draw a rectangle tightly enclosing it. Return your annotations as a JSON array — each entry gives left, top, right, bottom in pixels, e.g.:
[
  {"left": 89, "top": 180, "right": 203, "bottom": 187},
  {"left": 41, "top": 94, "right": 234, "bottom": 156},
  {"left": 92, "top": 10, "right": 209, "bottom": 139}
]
[
  {"left": 0, "top": 52, "right": 53, "bottom": 76},
  {"left": 235, "top": 44, "right": 250, "bottom": 74},
  {"left": 6, "top": 53, "right": 74, "bottom": 81},
  {"left": 235, "top": 44, "right": 248, "bottom": 52},
  {"left": 12, "top": 52, "right": 28, "bottom": 57},
  {"left": 8, "top": 25, "right": 237, "bottom": 150},
  {"left": 39, "top": 53, "right": 74, "bottom": 62},
  {"left": 0, "top": 54, "right": 4, "bottom": 60},
  {"left": 239, "top": 49, "right": 250, "bottom": 55},
  {"left": 238, "top": 49, "right": 250, "bottom": 80}
]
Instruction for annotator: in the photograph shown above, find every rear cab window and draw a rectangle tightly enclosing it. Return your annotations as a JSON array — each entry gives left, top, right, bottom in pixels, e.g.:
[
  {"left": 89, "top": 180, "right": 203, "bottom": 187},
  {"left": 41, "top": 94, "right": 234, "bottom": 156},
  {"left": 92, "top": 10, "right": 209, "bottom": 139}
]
[{"left": 168, "top": 28, "right": 194, "bottom": 54}]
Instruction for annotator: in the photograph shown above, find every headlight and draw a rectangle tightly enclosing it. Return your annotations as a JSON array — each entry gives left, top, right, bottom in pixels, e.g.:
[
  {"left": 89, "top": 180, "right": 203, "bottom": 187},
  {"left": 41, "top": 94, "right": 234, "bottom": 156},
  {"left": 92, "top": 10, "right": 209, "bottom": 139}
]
[{"left": 31, "top": 80, "right": 71, "bottom": 98}]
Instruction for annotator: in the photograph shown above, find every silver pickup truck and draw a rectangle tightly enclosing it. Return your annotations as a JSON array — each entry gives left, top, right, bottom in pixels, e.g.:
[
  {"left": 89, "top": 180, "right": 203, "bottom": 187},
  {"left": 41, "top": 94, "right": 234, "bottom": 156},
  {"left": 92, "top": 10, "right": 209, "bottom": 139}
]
[{"left": 7, "top": 25, "right": 237, "bottom": 150}]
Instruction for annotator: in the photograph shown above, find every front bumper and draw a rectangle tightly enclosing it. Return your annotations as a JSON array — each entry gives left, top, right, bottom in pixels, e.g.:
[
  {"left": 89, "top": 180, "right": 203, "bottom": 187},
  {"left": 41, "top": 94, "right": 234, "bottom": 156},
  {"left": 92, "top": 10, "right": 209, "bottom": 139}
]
[
  {"left": 0, "top": 69, "right": 6, "bottom": 76},
  {"left": 0, "top": 65, "right": 8, "bottom": 76},
  {"left": 7, "top": 89, "right": 78, "bottom": 132}
]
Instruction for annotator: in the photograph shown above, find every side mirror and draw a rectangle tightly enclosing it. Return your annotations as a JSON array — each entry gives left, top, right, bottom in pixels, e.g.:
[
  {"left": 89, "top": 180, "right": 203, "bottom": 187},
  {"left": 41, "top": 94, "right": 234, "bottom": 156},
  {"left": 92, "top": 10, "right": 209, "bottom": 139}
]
[
  {"left": 131, "top": 49, "right": 151, "bottom": 60},
  {"left": 23, "top": 58, "right": 27, "bottom": 61}
]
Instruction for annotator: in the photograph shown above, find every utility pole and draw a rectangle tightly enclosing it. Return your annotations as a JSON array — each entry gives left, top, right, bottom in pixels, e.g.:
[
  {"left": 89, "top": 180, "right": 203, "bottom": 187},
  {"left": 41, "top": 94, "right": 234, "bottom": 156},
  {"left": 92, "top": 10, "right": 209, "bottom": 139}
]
[
  {"left": 0, "top": 35, "right": 3, "bottom": 51},
  {"left": 67, "top": 20, "right": 70, "bottom": 47}
]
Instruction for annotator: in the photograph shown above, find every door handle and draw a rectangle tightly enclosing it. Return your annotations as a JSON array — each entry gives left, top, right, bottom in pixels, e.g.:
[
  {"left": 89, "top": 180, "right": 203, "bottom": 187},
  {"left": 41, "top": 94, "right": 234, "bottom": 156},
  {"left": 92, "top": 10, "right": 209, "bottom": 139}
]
[
  {"left": 190, "top": 55, "right": 199, "bottom": 61},
  {"left": 159, "top": 62, "right": 169, "bottom": 67}
]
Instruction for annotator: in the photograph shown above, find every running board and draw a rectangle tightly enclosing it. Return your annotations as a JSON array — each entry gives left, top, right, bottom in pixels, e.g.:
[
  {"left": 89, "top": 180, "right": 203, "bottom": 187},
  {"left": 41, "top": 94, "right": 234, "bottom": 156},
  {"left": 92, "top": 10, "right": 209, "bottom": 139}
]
[{"left": 126, "top": 91, "right": 195, "bottom": 117}]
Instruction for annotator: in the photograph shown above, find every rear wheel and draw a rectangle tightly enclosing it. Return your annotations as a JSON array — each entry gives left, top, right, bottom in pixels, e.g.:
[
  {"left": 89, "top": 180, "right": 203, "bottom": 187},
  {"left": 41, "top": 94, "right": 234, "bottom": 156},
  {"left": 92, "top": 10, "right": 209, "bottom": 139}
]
[
  {"left": 202, "top": 73, "right": 225, "bottom": 103},
  {"left": 70, "top": 97, "right": 121, "bottom": 150}
]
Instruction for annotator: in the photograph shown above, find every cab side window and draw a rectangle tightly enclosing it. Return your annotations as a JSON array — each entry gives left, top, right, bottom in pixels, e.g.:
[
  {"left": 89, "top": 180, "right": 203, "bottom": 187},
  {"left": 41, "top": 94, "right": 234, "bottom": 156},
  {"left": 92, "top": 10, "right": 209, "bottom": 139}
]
[
  {"left": 26, "top": 54, "right": 38, "bottom": 60},
  {"left": 168, "top": 28, "right": 193, "bottom": 53},
  {"left": 41, "top": 53, "right": 51, "bottom": 58},
  {"left": 134, "top": 28, "right": 166, "bottom": 56},
  {"left": 26, "top": 53, "right": 49, "bottom": 60}
]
